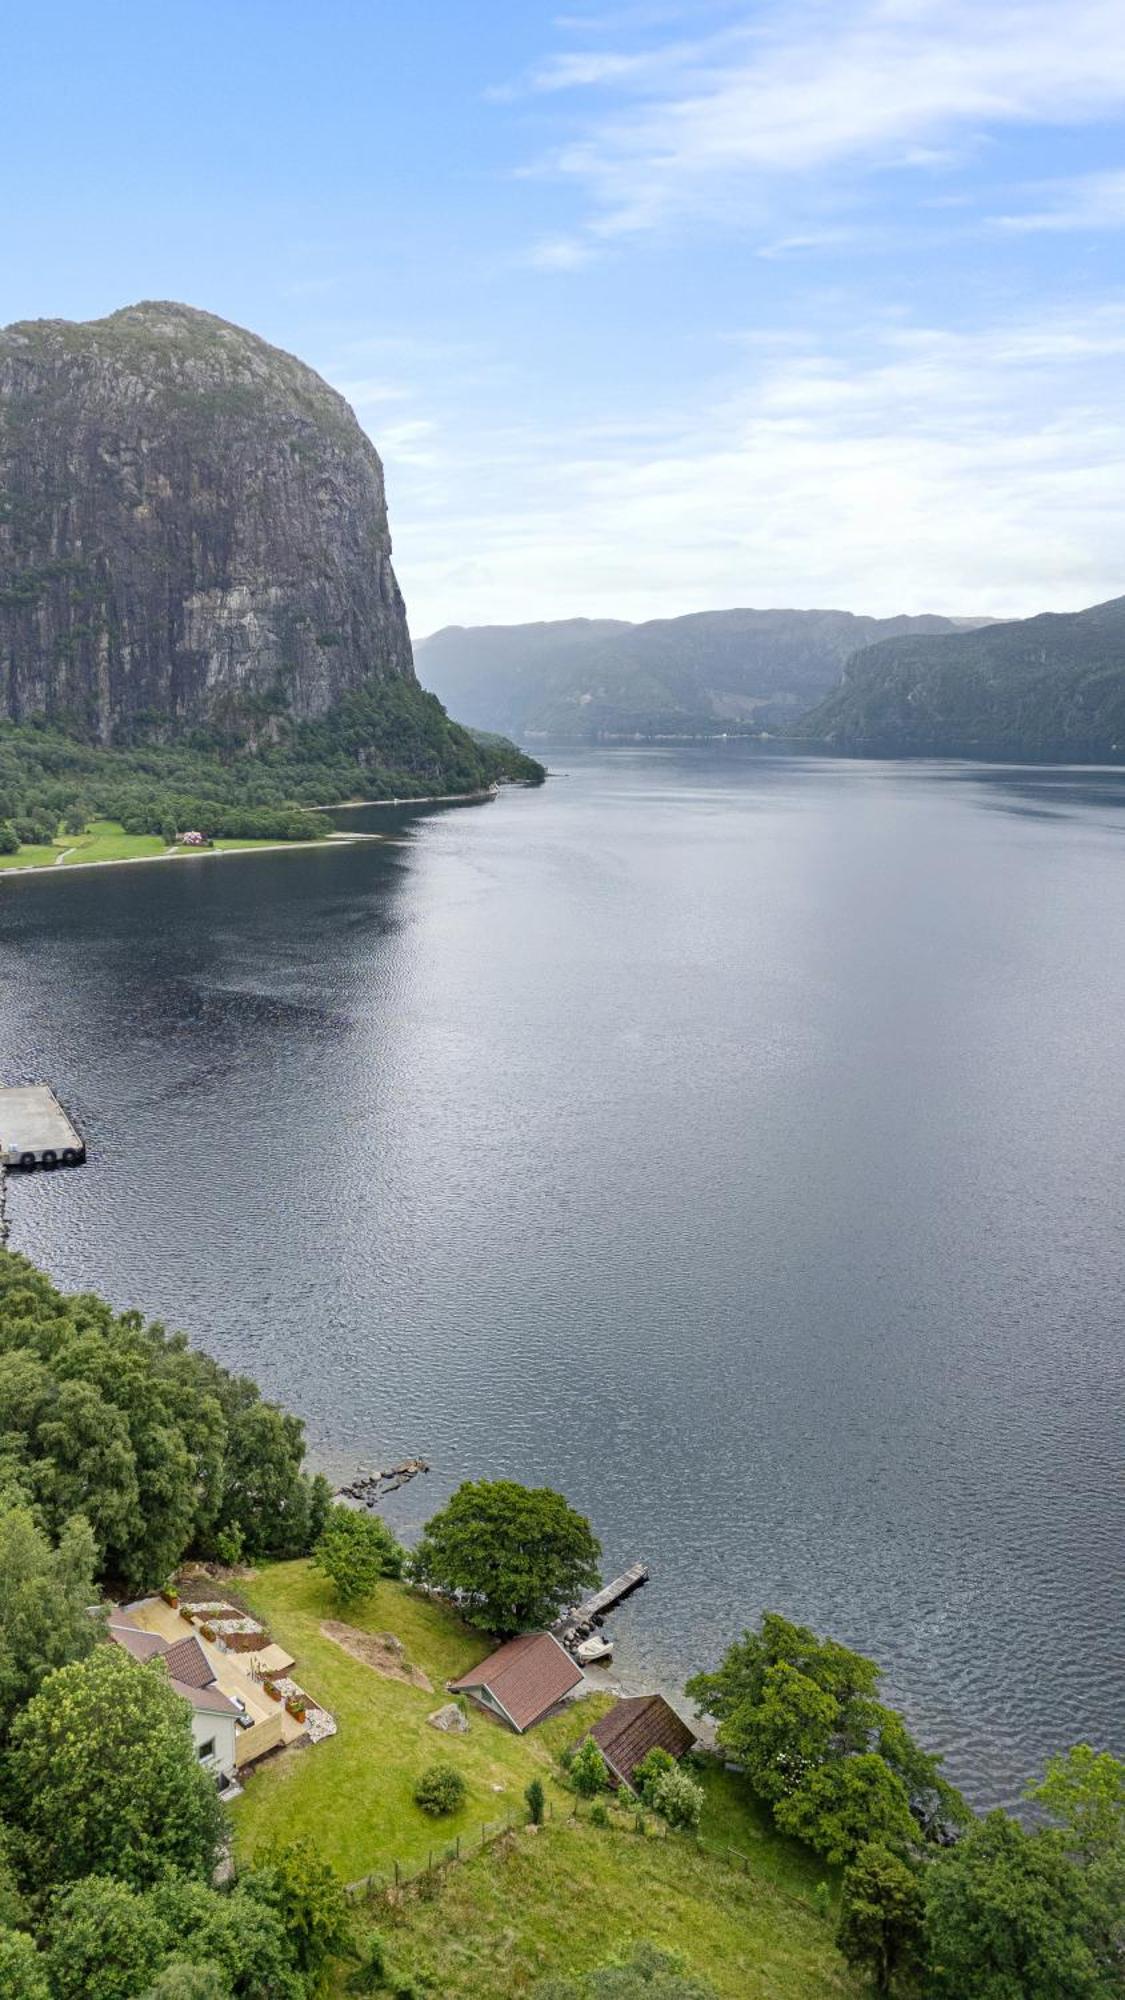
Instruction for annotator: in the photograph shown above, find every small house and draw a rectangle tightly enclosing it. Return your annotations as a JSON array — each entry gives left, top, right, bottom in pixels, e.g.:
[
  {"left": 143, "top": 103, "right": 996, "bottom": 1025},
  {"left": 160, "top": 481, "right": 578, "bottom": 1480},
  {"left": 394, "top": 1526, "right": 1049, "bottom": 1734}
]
[
  {"left": 587, "top": 1693, "right": 697, "bottom": 1790},
  {"left": 108, "top": 1622, "right": 241, "bottom": 1778},
  {"left": 448, "top": 1630, "right": 583, "bottom": 1732}
]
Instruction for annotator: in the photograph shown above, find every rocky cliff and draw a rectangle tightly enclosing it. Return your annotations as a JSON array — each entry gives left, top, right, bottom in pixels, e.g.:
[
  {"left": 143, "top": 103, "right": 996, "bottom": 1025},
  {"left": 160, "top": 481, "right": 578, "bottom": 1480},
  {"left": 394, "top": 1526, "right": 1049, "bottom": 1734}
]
[{"left": 0, "top": 302, "right": 415, "bottom": 742}]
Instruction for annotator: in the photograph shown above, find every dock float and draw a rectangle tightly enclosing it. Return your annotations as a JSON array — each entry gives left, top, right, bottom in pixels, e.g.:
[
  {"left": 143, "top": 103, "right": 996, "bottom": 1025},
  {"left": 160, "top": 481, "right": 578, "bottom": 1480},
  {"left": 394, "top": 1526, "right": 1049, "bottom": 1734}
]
[
  {"left": 0, "top": 1087, "right": 86, "bottom": 1169},
  {"left": 556, "top": 1561, "right": 649, "bottom": 1645}
]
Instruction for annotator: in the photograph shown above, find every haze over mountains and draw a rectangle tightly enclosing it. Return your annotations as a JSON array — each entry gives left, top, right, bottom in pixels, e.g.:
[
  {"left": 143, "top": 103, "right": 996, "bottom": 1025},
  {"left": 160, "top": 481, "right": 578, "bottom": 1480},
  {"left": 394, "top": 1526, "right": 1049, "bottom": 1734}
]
[{"left": 416, "top": 608, "right": 992, "bottom": 743}]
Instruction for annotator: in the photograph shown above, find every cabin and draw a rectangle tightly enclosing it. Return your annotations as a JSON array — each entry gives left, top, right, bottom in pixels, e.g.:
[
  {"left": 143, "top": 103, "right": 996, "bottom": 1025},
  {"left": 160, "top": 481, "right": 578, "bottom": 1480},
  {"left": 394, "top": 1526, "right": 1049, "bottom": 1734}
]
[
  {"left": 448, "top": 1630, "right": 583, "bottom": 1732},
  {"left": 587, "top": 1693, "right": 697, "bottom": 1790}
]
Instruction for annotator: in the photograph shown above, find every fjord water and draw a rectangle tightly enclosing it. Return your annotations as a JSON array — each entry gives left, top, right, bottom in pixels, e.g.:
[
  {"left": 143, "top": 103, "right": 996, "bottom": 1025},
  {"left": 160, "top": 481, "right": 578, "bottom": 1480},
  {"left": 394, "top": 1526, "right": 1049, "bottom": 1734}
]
[{"left": 3, "top": 746, "right": 1123, "bottom": 1807}]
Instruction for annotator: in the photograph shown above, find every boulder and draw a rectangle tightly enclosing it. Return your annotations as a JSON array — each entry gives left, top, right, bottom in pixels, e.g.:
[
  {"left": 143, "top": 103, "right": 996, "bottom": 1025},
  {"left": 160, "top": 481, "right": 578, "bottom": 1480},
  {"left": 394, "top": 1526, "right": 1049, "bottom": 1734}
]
[{"left": 427, "top": 1702, "right": 469, "bottom": 1734}]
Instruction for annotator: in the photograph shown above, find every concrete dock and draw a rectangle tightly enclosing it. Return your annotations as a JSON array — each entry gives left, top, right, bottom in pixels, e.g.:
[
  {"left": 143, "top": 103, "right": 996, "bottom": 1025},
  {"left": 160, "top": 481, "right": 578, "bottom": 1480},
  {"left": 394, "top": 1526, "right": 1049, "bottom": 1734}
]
[{"left": 0, "top": 1087, "right": 86, "bottom": 1168}]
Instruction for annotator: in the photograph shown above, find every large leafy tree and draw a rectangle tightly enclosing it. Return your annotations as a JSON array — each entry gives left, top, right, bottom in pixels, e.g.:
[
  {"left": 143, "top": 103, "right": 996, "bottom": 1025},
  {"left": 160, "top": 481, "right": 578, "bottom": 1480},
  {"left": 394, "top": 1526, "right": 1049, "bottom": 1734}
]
[
  {"left": 1027, "top": 1744, "right": 1125, "bottom": 1864},
  {"left": 686, "top": 1613, "right": 967, "bottom": 1860},
  {"left": 0, "top": 1929, "right": 50, "bottom": 2000},
  {"left": 0, "top": 1249, "right": 329, "bottom": 1589},
  {"left": 44, "top": 1876, "right": 171, "bottom": 2000},
  {"left": 0, "top": 1506, "right": 100, "bottom": 1733},
  {"left": 836, "top": 1842, "right": 925, "bottom": 1994},
  {"left": 311, "top": 1507, "right": 403, "bottom": 1606},
  {"left": 4, "top": 1644, "right": 223, "bottom": 1894},
  {"left": 774, "top": 1754, "right": 918, "bottom": 1865},
  {"left": 924, "top": 1811, "right": 1118, "bottom": 2000},
  {"left": 411, "top": 1480, "right": 601, "bottom": 1636},
  {"left": 238, "top": 1840, "right": 354, "bottom": 1988}
]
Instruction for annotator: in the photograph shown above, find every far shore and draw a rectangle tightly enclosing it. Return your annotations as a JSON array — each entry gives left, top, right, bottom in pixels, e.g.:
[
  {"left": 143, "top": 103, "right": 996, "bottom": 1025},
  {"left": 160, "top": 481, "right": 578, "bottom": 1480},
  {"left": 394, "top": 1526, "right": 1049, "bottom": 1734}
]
[{"left": 311, "top": 785, "right": 498, "bottom": 810}]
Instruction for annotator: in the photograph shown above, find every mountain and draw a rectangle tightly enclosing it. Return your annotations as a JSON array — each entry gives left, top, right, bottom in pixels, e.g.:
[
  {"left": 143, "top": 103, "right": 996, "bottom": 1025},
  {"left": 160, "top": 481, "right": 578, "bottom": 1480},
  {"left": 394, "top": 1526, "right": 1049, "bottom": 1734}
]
[
  {"left": 415, "top": 608, "right": 987, "bottom": 742},
  {"left": 797, "top": 594, "right": 1125, "bottom": 760}
]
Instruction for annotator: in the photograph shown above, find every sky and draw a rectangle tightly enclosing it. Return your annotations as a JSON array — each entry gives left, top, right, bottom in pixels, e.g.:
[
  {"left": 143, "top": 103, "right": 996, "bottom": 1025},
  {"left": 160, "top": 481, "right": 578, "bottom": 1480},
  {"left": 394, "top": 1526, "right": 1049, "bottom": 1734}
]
[{"left": 5, "top": 0, "right": 1125, "bottom": 634}]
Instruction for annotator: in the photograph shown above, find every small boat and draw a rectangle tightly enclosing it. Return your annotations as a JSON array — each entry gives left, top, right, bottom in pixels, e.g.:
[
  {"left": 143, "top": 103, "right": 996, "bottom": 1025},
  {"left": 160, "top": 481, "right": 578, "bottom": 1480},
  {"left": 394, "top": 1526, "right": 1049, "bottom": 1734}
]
[{"left": 575, "top": 1633, "right": 613, "bottom": 1666}]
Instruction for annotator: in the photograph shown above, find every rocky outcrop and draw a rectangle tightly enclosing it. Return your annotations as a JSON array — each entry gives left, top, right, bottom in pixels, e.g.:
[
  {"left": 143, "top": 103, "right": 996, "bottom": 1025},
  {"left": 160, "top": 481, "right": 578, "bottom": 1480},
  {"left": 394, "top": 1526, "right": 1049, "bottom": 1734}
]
[{"left": 0, "top": 302, "right": 415, "bottom": 741}]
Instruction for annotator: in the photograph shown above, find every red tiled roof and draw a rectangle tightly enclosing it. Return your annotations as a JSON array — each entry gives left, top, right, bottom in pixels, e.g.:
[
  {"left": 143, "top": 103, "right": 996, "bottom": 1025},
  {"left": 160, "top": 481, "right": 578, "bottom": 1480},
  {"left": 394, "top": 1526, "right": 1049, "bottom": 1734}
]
[
  {"left": 161, "top": 1635, "right": 216, "bottom": 1690},
  {"left": 171, "top": 1677, "right": 241, "bottom": 1717},
  {"left": 590, "top": 1695, "right": 697, "bottom": 1787},
  {"left": 449, "top": 1631, "right": 583, "bottom": 1731}
]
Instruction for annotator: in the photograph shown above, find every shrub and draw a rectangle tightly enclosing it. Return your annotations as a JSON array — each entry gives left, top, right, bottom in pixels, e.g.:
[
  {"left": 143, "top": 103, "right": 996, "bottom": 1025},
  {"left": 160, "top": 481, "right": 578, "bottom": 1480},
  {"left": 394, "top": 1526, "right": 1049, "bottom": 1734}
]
[
  {"left": 525, "top": 1777, "right": 546, "bottom": 1825},
  {"left": 0, "top": 825, "right": 20, "bottom": 855},
  {"left": 570, "top": 1739, "right": 609, "bottom": 1799},
  {"left": 633, "top": 1747, "right": 676, "bottom": 1803},
  {"left": 414, "top": 1763, "right": 466, "bottom": 1817},
  {"left": 589, "top": 1800, "right": 610, "bottom": 1828},
  {"left": 348, "top": 1930, "right": 388, "bottom": 1992},
  {"left": 311, "top": 1507, "right": 404, "bottom": 1607},
  {"left": 215, "top": 1525, "right": 244, "bottom": 1567},
  {"left": 649, "top": 1767, "right": 705, "bottom": 1832}
]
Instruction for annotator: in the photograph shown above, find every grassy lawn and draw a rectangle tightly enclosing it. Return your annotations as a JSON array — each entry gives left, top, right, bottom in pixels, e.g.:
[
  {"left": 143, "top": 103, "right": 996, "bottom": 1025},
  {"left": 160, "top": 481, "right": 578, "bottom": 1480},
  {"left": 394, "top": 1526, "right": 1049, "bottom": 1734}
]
[
  {"left": 342, "top": 1818, "right": 859, "bottom": 2000},
  {"left": 231, "top": 1561, "right": 616, "bottom": 1882},
  {"left": 0, "top": 819, "right": 307, "bottom": 872}
]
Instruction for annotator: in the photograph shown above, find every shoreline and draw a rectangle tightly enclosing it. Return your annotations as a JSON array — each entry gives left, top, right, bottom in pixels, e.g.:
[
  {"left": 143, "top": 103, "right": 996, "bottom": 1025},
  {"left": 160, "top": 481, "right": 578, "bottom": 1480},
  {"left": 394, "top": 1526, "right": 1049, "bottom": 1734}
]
[
  {"left": 311, "top": 786, "right": 498, "bottom": 810},
  {"left": 0, "top": 832, "right": 387, "bottom": 881}
]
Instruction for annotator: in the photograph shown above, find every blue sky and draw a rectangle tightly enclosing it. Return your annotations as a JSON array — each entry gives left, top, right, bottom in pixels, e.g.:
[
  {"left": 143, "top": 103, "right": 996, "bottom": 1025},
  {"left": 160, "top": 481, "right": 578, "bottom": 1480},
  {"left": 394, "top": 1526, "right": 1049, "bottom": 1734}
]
[{"left": 5, "top": 1, "right": 1125, "bottom": 632}]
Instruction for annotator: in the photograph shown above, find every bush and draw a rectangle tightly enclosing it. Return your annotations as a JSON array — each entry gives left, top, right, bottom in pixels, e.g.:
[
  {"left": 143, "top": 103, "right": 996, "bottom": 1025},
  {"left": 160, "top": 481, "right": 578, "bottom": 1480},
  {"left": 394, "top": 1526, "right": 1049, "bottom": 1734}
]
[
  {"left": 633, "top": 1747, "right": 676, "bottom": 1803},
  {"left": 571, "top": 1739, "right": 609, "bottom": 1798},
  {"left": 311, "top": 1506, "right": 404, "bottom": 1607},
  {"left": 215, "top": 1525, "right": 244, "bottom": 1567},
  {"left": 589, "top": 1801, "right": 610, "bottom": 1828},
  {"left": 0, "top": 824, "right": 19, "bottom": 854},
  {"left": 348, "top": 1930, "right": 388, "bottom": 1992},
  {"left": 526, "top": 1777, "right": 546, "bottom": 1825},
  {"left": 414, "top": 1763, "right": 466, "bottom": 1817},
  {"left": 649, "top": 1767, "right": 705, "bottom": 1832}
]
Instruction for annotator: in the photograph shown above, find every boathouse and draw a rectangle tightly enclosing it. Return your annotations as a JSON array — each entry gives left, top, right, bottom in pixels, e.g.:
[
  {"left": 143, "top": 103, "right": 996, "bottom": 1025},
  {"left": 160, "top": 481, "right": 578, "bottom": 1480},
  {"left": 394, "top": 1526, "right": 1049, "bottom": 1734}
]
[
  {"left": 587, "top": 1693, "right": 697, "bottom": 1790},
  {"left": 448, "top": 1630, "right": 583, "bottom": 1732}
]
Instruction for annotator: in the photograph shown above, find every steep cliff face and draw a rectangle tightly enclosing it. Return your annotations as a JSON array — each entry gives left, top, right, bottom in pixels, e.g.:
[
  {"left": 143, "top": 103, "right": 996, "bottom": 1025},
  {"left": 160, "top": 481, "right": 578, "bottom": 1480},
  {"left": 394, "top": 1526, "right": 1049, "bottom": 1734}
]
[{"left": 0, "top": 302, "right": 415, "bottom": 741}]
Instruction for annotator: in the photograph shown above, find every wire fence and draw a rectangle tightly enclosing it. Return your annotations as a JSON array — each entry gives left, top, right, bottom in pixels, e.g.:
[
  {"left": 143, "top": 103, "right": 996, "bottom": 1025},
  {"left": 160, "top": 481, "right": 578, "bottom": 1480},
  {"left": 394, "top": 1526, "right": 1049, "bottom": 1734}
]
[{"left": 345, "top": 1794, "right": 782, "bottom": 1907}]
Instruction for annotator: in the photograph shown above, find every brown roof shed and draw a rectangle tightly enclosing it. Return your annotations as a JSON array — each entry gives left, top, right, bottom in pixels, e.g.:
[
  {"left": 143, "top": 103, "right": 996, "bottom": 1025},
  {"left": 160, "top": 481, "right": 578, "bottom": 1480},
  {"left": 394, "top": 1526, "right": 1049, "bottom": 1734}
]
[
  {"left": 449, "top": 1631, "right": 583, "bottom": 1732},
  {"left": 589, "top": 1694, "right": 697, "bottom": 1789}
]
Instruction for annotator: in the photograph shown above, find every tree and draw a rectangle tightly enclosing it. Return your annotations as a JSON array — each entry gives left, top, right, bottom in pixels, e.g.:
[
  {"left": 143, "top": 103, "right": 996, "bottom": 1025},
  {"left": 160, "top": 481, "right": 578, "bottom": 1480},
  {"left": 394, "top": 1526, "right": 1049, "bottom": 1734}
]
[
  {"left": 836, "top": 1843, "right": 925, "bottom": 1994},
  {"left": 774, "top": 1754, "right": 918, "bottom": 1865},
  {"left": 0, "top": 826, "right": 19, "bottom": 856},
  {"left": 0, "top": 1506, "right": 100, "bottom": 1735},
  {"left": 1027, "top": 1744, "right": 1125, "bottom": 1864},
  {"left": 571, "top": 1739, "right": 609, "bottom": 1798},
  {"left": 311, "top": 1506, "right": 403, "bottom": 1605},
  {"left": 633, "top": 1748, "right": 676, "bottom": 1802},
  {"left": 686, "top": 1613, "right": 966, "bottom": 1856},
  {"left": 5, "top": 1644, "right": 224, "bottom": 1893},
  {"left": 0, "top": 1929, "right": 50, "bottom": 2000},
  {"left": 143, "top": 1968, "right": 231, "bottom": 2000},
  {"left": 924, "top": 1811, "right": 1117, "bottom": 2000},
  {"left": 411, "top": 1480, "right": 601, "bottom": 1635},
  {"left": 44, "top": 1876, "right": 170, "bottom": 2000},
  {"left": 526, "top": 1776, "right": 546, "bottom": 1824},
  {"left": 239, "top": 1840, "right": 353, "bottom": 1987},
  {"left": 148, "top": 1876, "right": 302, "bottom": 2000},
  {"left": 414, "top": 1762, "right": 467, "bottom": 1815}
]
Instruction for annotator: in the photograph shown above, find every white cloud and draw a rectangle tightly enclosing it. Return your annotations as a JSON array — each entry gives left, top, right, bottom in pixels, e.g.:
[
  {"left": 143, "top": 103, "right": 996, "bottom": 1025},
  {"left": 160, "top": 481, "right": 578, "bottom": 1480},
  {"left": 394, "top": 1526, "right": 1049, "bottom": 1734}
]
[
  {"left": 514, "top": 1, "right": 1125, "bottom": 241},
  {"left": 993, "top": 169, "right": 1125, "bottom": 232},
  {"left": 390, "top": 301, "right": 1125, "bottom": 633}
]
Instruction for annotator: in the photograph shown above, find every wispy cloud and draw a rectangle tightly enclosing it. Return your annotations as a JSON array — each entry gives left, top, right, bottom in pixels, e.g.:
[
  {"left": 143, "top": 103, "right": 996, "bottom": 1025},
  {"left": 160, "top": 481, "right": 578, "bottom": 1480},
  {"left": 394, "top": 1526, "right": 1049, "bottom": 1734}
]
[
  {"left": 993, "top": 169, "right": 1125, "bottom": 232},
  {"left": 511, "top": 2, "right": 1125, "bottom": 245},
  {"left": 393, "top": 300, "right": 1125, "bottom": 632}
]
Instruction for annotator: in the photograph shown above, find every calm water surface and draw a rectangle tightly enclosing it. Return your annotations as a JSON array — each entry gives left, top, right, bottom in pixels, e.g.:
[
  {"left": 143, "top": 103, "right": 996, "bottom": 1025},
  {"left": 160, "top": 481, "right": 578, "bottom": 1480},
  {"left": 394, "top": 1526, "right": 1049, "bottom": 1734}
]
[{"left": 2, "top": 745, "right": 1123, "bottom": 1808}]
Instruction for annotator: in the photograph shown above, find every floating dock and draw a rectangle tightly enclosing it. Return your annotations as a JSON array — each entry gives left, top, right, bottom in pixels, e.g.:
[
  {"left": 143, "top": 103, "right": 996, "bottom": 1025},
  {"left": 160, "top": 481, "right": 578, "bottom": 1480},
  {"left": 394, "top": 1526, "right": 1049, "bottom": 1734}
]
[
  {"left": 0, "top": 1087, "right": 86, "bottom": 1169},
  {"left": 556, "top": 1562, "right": 649, "bottom": 1646}
]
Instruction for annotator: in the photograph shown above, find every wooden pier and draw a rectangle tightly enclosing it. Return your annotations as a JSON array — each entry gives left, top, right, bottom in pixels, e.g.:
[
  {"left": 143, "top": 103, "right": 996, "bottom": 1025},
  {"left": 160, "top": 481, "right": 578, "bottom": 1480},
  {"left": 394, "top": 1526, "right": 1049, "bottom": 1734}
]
[
  {"left": 556, "top": 1562, "right": 649, "bottom": 1645},
  {"left": 0, "top": 1087, "right": 86, "bottom": 1169}
]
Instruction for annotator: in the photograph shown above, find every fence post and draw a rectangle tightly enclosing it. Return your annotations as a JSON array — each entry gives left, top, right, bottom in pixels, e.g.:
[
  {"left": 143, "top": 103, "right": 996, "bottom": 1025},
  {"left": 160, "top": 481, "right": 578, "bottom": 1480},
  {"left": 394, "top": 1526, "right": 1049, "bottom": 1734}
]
[
  {"left": 455, "top": 1834, "right": 461, "bottom": 1860},
  {"left": 394, "top": 1859, "right": 400, "bottom": 1888}
]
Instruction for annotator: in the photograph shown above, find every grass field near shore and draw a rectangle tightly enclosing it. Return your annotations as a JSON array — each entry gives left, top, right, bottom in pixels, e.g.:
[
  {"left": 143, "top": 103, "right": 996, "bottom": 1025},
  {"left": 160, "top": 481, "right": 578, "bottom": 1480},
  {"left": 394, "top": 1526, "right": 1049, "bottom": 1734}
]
[
  {"left": 0, "top": 818, "right": 322, "bottom": 871},
  {"left": 231, "top": 1562, "right": 852, "bottom": 1997}
]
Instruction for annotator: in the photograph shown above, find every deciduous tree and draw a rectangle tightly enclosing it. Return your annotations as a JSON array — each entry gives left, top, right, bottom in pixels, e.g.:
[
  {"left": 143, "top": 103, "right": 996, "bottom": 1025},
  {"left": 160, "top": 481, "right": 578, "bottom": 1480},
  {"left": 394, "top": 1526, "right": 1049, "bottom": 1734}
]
[
  {"left": 311, "top": 1507, "right": 403, "bottom": 1606},
  {"left": 836, "top": 1842, "right": 925, "bottom": 1994},
  {"left": 5, "top": 1644, "right": 223, "bottom": 1893},
  {"left": 924, "top": 1810, "right": 1117, "bottom": 2000},
  {"left": 411, "top": 1480, "right": 601, "bottom": 1636}
]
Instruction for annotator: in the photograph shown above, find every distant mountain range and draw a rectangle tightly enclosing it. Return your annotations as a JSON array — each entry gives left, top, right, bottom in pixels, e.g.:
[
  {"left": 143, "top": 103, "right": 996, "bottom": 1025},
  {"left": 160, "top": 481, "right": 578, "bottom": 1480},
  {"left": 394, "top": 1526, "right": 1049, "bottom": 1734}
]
[
  {"left": 415, "top": 608, "right": 990, "bottom": 742},
  {"left": 797, "top": 594, "right": 1125, "bottom": 760}
]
